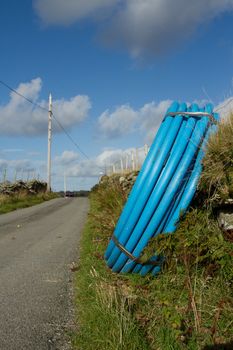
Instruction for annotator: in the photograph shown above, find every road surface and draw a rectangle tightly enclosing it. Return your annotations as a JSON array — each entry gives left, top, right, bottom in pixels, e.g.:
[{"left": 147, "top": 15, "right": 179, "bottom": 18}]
[{"left": 0, "top": 197, "right": 89, "bottom": 350}]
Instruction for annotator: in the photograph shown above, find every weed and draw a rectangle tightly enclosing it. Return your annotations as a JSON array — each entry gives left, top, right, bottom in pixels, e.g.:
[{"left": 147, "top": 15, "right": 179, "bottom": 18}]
[{"left": 73, "top": 214, "right": 149, "bottom": 350}]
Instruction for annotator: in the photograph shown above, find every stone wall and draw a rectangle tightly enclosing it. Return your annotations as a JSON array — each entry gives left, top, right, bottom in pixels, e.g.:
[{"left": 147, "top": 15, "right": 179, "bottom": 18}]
[
  {"left": 99, "top": 171, "right": 139, "bottom": 195},
  {"left": 98, "top": 171, "right": 233, "bottom": 241},
  {"left": 0, "top": 180, "right": 47, "bottom": 196}
]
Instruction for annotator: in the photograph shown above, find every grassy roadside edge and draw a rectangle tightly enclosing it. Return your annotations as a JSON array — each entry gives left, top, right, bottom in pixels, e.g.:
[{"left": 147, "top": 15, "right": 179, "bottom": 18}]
[
  {"left": 72, "top": 193, "right": 150, "bottom": 350},
  {"left": 0, "top": 192, "right": 59, "bottom": 214},
  {"left": 72, "top": 180, "right": 233, "bottom": 350}
]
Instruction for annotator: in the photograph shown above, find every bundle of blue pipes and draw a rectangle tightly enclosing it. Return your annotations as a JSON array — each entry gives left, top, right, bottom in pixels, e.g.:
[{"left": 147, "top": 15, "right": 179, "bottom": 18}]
[{"left": 104, "top": 101, "right": 219, "bottom": 276}]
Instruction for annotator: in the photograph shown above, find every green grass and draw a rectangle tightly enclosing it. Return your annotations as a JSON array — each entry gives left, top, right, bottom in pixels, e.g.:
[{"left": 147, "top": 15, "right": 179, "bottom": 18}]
[
  {"left": 73, "top": 114, "right": 233, "bottom": 349},
  {"left": 73, "top": 185, "right": 150, "bottom": 350},
  {"left": 0, "top": 192, "right": 59, "bottom": 214},
  {"left": 73, "top": 176, "right": 233, "bottom": 350}
]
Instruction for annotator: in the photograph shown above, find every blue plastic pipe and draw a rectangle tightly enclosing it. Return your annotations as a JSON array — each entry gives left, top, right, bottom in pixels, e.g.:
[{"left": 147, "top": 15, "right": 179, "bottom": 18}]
[
  {"left": 107, "top": 105, "right": 186, "bottom": 267},
  {"left": 105, "top": 102, "right": 218, "bottom": 276},
  {"left": 117, "top": 106, "right": 211, "bottom": 274},
  {"left": 104, "top": 101, "right": 179, "bottom": 260}
]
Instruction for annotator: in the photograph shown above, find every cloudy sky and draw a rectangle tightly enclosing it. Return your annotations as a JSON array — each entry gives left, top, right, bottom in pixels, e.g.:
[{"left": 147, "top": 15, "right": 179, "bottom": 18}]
[{"left": 0, "top": 0, "right": 233, "bottom": 190}]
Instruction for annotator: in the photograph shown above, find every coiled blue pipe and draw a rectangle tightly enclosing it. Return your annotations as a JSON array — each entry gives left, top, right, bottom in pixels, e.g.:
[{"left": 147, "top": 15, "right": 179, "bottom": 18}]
[
  {"left": 104, "top": 101, "right": 179, "bottom": 261},
  {"left": 105, "top": 102, "right": 219, "bottom": 276}
]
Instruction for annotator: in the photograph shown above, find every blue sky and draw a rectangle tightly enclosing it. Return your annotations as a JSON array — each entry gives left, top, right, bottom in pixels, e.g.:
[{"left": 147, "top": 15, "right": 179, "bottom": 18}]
[{"left": 0, "top": 0, "right": 233, "bottom": 190}]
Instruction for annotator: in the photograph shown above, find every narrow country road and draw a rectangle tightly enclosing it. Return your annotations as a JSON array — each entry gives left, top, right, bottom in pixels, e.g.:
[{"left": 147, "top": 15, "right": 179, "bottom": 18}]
[{"left": 0, "top": 197, "right": 89, "bottom": 350}]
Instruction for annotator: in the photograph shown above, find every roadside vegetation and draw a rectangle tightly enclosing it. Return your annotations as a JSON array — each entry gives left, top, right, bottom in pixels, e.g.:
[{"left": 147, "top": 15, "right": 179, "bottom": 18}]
[
  {"left": 0, "top": 180, "right": 58, "bottom": 214},
  {"left": 74, "top": 114, "right": 233, "bottom": 350}
]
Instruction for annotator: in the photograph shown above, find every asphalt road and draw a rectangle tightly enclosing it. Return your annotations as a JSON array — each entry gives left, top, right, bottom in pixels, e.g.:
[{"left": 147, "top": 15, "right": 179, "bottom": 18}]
[{"left": 0, "top": 197, "right": 89, "bottom": 350}]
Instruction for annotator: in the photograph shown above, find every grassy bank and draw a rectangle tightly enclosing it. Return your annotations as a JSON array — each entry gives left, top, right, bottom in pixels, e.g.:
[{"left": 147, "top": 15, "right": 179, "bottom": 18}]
[
  {"left": 0, "top": 192, "right": 58, "bottom": 214},
  {"left": 73, "top": 182, "right": 149, "bottom": 350},
  {"left": 73, "top": 186, "right": 233, "bottom": 349},
  {"left": 73, "top": 115, "right": 233, "bottom": 350}
]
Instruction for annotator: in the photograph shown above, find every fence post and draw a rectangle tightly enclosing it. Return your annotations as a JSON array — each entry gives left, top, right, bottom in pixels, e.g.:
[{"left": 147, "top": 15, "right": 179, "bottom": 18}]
[
  {"left": 120, "top": 158, "right": 124, "bottom": 174},
  {"left": 144, "top": 144, "right": 149, "bottom": 156},
  {"left": 3, "top": 168, "right": 7, "bottom": 183},
  {"left": 125, "top": 154, "right": 129, "bottom": 172},
  {"left": 136, "top": 148, "right": 139, "bottom": 170},
  {"left": 131, "top": 151, "right": 135, "bottom": 171}
]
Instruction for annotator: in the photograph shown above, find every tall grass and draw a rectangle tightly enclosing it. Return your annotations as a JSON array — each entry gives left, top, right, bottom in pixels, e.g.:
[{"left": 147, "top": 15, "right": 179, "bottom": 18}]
[
  {"left": 0, "top": 191, "right": 58, "bottom": 214},
  {"left": 90, "top": 179, "right": 127, "bottom": 240},
  {"left": 73, "top": 194, "right": 149, "bottom": 350},
  {"left": 200, "top": 112, "right": 233, "bottom": 203}
]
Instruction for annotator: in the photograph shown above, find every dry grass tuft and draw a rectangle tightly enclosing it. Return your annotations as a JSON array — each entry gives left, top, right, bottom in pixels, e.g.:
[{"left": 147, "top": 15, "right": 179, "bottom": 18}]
[{"left": 200, "top": 113, "right": 233, "bottom": 203}]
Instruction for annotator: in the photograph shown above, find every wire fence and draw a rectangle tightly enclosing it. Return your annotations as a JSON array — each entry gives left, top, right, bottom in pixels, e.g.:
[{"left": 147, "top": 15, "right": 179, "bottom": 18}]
[
  {"left": 106, "top": 144, "right": 149, "bottom": 176},
  {"left": 0, "top": 168, "right": 41, "bottom": 184}
]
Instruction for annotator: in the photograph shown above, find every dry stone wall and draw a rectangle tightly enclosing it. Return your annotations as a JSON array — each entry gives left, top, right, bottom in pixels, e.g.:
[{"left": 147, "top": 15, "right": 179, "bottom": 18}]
[
  {"left": 0, "top": 180, "right": 47, "bottom": 196},
  {"left": 99, "top": 171, "right": 139, "bottom": 195}
]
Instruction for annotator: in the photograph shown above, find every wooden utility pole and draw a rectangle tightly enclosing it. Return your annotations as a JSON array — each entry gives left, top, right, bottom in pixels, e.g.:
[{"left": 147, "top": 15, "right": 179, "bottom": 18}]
[
  {"left": 47, "top": 93, "right": 52, "bottom": 192},
  {"left": 64, "top": 172, "right": 67, "bottom": 197},
  {"left": 136, "top": 148, "right": 139, "bottom": 170}
]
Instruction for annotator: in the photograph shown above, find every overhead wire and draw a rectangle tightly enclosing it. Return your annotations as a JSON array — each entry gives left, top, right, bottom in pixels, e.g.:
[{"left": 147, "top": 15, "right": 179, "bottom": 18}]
[
  {"left": 0, "top": 79, "right": 95, "bottom": 164},
  {"left": 0, "top": 79, "right": 48, "bottom": 112},
  {"left": 51, "top": 112, "right": 90, "bottom": 160}
]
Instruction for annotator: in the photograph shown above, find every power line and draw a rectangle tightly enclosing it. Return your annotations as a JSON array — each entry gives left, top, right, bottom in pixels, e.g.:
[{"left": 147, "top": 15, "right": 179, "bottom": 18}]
[
  {"left": 0, "top": 79, "right": 48, "bottom": 112},
  {"left": 0, "top": 78, "right": 92, "bottom": 162},
  {"left": 51, "top": 112, "right": 90, "bottom": 160}
]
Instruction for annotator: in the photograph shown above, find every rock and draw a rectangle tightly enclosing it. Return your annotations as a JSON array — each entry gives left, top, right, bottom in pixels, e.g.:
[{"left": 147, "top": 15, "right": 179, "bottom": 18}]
[
  {"left": 217, "top": 206, "right": 233, "bottom": 243},
  {"left": 119, "top": 176, "right": 126, "bottom": 184},
  {"left": 96, "top": 171, "right": 139, "bottom": 196},
  {"left": 218, "top": 210, "right": 233, "bottom": 231}
]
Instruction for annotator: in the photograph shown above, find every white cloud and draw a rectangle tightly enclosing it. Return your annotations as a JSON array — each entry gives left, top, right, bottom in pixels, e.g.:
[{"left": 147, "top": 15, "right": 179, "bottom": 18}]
[
  {"left": 0, "top": 158, "right": 34, "bottom": 172},
  {"left": 140, "top": 100, "right": 172, "bottom": 142},
  {"left": 10, "top": 160, "right": 34, "bottom": 172},
  {"left": 0, "top": 149, "right": 24, "bottom": 154},
  {"left": 104, "top": 0, "right": 233, "bottom": 58},
  {"left": 65, "top": 159, "right": 101, "bottom": 178},
  {"left": 27, "top": 151, "right": 42, "bottom": 157},
  {"left": 54, "top": 146, "right": 147, "bottom": 178},
  {"left": 98, "top": 105, "right": 138, "bottom": 138},
  {"left": 55, "top": 150, "right": 79, "bottom": 166},
  {"left": 34, "top": 0, "right": 119, "bottom": 25},
  {"left": 98, "top": 100, "right": 171, "bottom": 142},
  {"left": 34, "top": 0, "right": 233, "bottom": 57},
  {"left": 54, "top": 149, "right": 118, "bottom": 178},
  {"left": 0, "top": 78, "right": 91, "bottom": 136}
]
